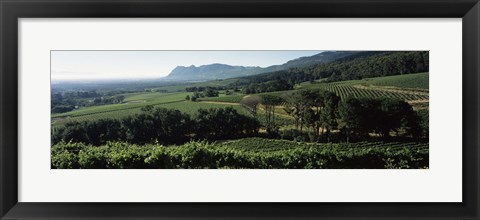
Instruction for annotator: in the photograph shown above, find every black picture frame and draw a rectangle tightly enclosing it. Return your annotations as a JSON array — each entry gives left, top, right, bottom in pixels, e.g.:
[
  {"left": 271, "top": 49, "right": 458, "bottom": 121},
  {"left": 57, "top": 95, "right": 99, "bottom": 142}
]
[{"left": 1, "top": 0, "right": 479, "bottom": 219}]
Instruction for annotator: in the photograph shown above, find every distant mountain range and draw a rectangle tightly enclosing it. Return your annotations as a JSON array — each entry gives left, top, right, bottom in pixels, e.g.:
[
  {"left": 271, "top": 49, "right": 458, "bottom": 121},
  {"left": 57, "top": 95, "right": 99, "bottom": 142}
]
[{"left": 163, "top": 51, "right": 359, "bottom": 81}]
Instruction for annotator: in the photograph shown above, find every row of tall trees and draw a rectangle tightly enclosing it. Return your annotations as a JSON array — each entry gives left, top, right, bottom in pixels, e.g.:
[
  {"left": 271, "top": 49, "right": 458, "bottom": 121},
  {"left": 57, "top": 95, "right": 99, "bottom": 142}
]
[
  {"left": 242, "top": 78, "right": 294, "bottom": 94},
  {"left": 241, "top": 90, "right": 427, "bottom": 142},
  {"left": 185, "top": 86, "right": 227, "bottom": 92},
  {"left": 52, "top": 107, "right": 260, "bottom": 146}
]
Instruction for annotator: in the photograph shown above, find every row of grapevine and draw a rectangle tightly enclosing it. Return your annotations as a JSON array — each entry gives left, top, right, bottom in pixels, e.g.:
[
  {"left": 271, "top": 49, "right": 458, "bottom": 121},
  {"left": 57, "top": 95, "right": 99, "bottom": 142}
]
[
  {"left": 51, "top": 138, "right": 428, "bottom": 169},
  {"left": 219, "top": 138, "right": 428, "bottom": 153},
  {"left": 312, "top": 84, "right": 428, "bottom": 101}
]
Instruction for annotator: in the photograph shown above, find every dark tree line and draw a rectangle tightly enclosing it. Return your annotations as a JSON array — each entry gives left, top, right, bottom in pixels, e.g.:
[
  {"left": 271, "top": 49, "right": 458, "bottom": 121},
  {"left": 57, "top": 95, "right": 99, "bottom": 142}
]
[
  {"left": 185, "top": 86, "right": 227, "bottom": 92},
  {"left": 242, "top": 77, "right": 294, "bottom": 94},
  {"left": 338, "top": 97, "right": 425, "bottom": 142},
  {"left": 231, "top": 51, "right": 429, "bottom": 93},
  {"left": 52, "top": 107, "right": 260, "bottom": 146},
  {"left": 187, "top": 88, "right": 220, "bottom": 102}
]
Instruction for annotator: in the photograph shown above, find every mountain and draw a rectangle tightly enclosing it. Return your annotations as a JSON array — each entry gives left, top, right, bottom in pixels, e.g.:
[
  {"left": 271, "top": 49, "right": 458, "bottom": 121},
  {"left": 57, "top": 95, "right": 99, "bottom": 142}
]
[
  {"left": 263, "top": 51, "right": 359, "bottom": 72},
  {"left": 163, "top": 51, "right": 360, "bottom": 82},
  {"left": 166, "top": 64, "right": 263, "bottom": 81}
]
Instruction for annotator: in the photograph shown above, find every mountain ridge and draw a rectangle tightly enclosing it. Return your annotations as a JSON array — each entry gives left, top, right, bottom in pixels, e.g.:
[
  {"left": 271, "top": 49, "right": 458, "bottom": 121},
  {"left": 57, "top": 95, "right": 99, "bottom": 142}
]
[{"left": 164, "top": 51, "right": 359, "bottom": 82}]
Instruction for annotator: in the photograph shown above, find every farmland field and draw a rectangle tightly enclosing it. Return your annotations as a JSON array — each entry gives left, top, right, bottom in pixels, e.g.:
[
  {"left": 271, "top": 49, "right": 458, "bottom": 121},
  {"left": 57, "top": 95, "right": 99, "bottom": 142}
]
[{"left": 52, "top": 73, "right": 429, "bottom": 127}]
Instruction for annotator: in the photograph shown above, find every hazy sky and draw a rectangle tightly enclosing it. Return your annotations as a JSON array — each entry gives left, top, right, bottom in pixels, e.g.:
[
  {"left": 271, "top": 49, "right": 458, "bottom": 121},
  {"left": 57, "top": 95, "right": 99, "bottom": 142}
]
[{"left": 51, "top": 51, "right": 323, "bottom": 81}]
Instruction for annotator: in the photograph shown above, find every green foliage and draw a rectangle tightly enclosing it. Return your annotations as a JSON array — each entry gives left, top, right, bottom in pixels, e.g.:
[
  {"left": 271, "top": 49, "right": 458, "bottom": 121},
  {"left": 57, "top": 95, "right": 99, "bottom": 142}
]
[
  {"left": 195, "top": 107, "right": 260, "bottom": 140},
  {"left": 51, "top": 105, "right": 76, "bottom": 113},
  {"left": 338, "top": 97, "right": 419, "bottom": 142},
  {"left": 231, "top": 51, "right": 429, "bottom": 91},
  {"left": 416, "top": 109, "right": 429, "bottom": 138},
  {"left": 203, "top": 87, "right": 220, "bottom": 97},
  {"left": 51, "top": 138, "right": 429, "bottom": 169},
  {"left": 260, "top": 94, "right": 285, "bottom": 133},
  {"left": 53, "top": 106, "right": 260, "bottom": 146}
]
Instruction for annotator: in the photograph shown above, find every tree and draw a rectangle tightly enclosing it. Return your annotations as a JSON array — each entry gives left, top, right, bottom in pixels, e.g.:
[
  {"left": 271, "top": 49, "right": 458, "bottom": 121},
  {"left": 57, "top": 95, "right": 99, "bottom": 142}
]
[
  {"left": 319, "top": 91, "right": 340, "bottom": 141},
  {"left": 203, "top": 87, "right": 219, "bottom": 97},
  {"left": 260, "top": 95, "right": 284, "bottom": 133},
  {"left": 338, "top": 97, "right": 419, "bottom": 142},
  {"left": 193, "top": 91, "right": 203, "bottom": 99},
  {"left": 51, "top": 105, "right": 75, "bottom": 113},
  {"left": 115, "top": 95, "right": 125, "bottom": 103},
  {"left": 122, "top": 113, "right": 157, "bottom": 144},
  {"left": 415, "top": 109, "right": 429, "bottom": 139},
  {"left": 151, "top": 108, "right": 192, "bottom": 144},
  {"left": 93, "top": 97, "right": 102, "bottom": 104},
  {"left": 194, "top": 107, "right": 260, "bottom": 140},
  {"left": 185, "top": 95, "right": 190, "bottom": 101},
  {"left": 141, "top": 105, "right": 154, "bottom": 112},
  {"left": 240, "top": 95, "right": 261, "bottom": 118},
  {"left": 338, "top": 97, "right": 364, "bottom": 143},
  {"left": 283, "top": 91, "right": 308, "bottom": 131}
]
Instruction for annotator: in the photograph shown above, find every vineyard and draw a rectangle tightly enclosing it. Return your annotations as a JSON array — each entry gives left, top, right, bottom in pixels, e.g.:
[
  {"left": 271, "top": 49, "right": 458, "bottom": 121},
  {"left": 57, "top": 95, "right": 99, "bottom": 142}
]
[
  {"left": 51, "top": 138, "right": 429, "bottom": 169},
  {"left": 299, "top": 72, "right": 429, "bottom": 101},
  {"left": 51, "top": 73, "right": 428, "bottom": 128},
  {"left": 200, "top": 73, "right": 429, "bottom": 104},
  {"left": 305, "top": 83, "right": 428, "bottom": 100},
  {"left": 217, "top": 137, "right": 428, "bottom": 153}
]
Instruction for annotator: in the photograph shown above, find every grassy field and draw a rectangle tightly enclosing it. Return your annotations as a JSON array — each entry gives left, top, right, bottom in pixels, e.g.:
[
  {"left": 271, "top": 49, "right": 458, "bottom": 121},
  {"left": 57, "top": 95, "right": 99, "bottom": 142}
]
[{"left": 52, "top": 92, "right": 192, "bottom": 118}]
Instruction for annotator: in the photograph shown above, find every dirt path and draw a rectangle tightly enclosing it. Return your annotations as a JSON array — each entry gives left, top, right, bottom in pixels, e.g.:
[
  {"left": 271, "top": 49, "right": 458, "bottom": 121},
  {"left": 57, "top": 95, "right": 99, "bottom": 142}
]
[{"left": 198, "top": 101, "right": 241, "bottom": 105}]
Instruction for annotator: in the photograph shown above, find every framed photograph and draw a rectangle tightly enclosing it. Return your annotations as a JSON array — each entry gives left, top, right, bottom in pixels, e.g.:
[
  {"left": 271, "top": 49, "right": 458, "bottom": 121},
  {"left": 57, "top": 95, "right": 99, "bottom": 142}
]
[{"left": 1, "top": 0, "right": 478, "bottom": 219}]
